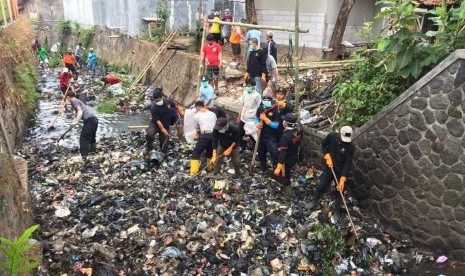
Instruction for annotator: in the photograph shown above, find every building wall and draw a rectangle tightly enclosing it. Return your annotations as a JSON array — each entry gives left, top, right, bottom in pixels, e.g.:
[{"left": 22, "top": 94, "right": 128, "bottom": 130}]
[
  {"left": 256, "top": 9, "right": 326, "bottom": 49},
  {"left": 62, "top": 0, "right": 245, "bottom": 37},
  {"left": 300, "top": 50, "right": 465, "bottom": 261},
  {"left": 255, "top": 0, "right": 377, "bottom": 48}
]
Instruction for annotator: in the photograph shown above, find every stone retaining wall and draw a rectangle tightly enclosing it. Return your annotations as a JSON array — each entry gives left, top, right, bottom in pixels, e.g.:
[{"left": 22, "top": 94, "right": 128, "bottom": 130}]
[{"left": 301, "top": 50, "right": 465, "bottom": 260}]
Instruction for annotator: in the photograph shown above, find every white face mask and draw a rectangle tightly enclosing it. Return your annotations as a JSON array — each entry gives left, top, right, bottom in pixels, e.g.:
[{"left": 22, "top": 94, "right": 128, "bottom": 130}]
[{"left": 155, "top": 100, "right": 164, "bottom": 106}]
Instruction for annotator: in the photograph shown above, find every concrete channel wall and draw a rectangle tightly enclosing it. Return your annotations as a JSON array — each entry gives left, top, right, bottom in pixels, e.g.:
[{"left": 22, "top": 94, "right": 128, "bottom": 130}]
[{"left": 300, "top": 50, "right": 465, "bottom": 260}]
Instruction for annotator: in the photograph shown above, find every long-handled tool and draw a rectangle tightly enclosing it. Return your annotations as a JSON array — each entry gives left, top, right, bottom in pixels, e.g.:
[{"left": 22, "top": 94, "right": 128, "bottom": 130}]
[
  {"left": 56, "top": 124, "right": 74, "bottom": 145},
  {"left": 249, "top": 129, "right": 262, "bottom": 174},
  {"left": 49, "top": 85, "right": 71, "bottom": 131},
  {"left": 330, "top": 167, "right": 358, "bottom": 236}
]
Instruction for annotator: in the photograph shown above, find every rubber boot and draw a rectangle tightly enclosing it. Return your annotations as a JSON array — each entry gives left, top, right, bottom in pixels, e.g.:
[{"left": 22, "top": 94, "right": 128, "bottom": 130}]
[
  {"left": 90, "top": 143, "right": 97, "bottom": 153},
  {"left": 206, "top": 159, "right": 214, "bottom": 172},
  {"left": 190, "top": 159, "right": 200, "bottom": 176},
  {"left": 233, "top": 166, "right": 241, "bottom": 179}
]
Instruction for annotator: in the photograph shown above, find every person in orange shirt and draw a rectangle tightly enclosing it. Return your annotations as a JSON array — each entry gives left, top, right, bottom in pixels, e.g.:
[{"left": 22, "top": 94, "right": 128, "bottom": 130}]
[
  {"left": 230, "top": 24, "right": 245, "bottom": 64},
  {"left": 63, "top": 48, "right": 79, "bottom": 74}
]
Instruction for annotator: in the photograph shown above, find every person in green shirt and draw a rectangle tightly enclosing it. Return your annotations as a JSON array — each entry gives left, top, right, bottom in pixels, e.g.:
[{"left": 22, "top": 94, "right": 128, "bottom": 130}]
[{"left": 36, "top": 47, "right": 49, "bottom": 70}]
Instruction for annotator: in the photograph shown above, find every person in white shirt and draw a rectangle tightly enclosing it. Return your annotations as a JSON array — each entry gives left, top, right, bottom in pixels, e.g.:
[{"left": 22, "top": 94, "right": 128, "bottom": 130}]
[
  {"left": 237, "top": 78, "right": 261, "bottom": 151},
  {"left": 190, "top": 101, "right": 218, "bottom": 176}
]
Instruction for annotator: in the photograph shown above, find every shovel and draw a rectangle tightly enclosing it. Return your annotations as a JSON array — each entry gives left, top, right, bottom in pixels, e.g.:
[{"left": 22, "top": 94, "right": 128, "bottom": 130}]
[{"left": 49, "top": 85, "right": 71, "bottom": 131}]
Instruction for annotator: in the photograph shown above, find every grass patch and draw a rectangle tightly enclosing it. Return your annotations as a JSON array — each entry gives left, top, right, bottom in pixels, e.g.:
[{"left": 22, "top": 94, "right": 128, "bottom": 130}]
[
  {"left": 13, "top": 63, "right": 38, "bottom": 114},
  {"left": 49, "top": 55, "right": 62, "bottom": 68},
  {"left": 97, "top": 100, "right": 117, "bottom": 114}
]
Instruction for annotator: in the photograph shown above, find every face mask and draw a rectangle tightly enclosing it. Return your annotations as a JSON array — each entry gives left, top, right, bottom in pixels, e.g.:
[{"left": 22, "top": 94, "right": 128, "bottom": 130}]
[
  {"left": 155, "top": 100, "right": 164, "bottom": 106},
  {"left": 245, "top": 87, "right": 252, "bottom": 93},
  {"left": 263, "top": 101, "right": 271, "bottom": 108},
  {"left": 201, "top": 81, "right": 208, "bottom": 87},
  {"left": 218, "top": 125, "right": 228, "bottom": 133}
]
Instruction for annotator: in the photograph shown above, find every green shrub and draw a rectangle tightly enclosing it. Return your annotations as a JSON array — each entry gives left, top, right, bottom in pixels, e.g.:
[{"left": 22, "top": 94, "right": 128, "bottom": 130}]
[
  {"left": 0, "top": 224, "right": 40, "bottom": 275},
  {"left": 97, "top": 100, "right": 117, "bottom": 114},
  {"left": 56, "top": 20, "right": 72, "bottom": 35},
  {"left": 332, "top": 0, "right": 465, "bottom": 127},
  {"left": 13, "top": 63, "right": 38, "bottom": 114},
  {"left": 80, "top": 27, "right": 96, "bottom": 48}
]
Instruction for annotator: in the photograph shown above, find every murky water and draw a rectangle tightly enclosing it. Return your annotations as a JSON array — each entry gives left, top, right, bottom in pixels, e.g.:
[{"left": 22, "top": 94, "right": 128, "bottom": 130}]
[{"left": 25, "top": 69, "right": 150, "bottom": 149}]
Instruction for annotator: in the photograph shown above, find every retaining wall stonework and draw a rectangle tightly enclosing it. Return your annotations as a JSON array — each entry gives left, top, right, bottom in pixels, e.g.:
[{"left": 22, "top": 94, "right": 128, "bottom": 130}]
[{"left": 300, "top": 50, "right": 465, "bottom": 260}]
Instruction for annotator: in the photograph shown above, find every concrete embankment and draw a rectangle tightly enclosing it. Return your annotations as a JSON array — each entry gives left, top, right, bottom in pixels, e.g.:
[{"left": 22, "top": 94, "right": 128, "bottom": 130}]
[{"left": 0, "top": 20, "right": 35, "bottom": 246}]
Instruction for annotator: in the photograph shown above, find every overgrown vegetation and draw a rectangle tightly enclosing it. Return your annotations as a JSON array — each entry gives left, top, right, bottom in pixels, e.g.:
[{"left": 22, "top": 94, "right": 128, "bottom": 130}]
[
  {"left": 312, "top": 224, "right": 346, "bottom": 275},
  {"left": 0, "top": 224, "right": 40, "bottom": 275},
  {"left": 150, "top": 1, "right": 171, "bottom": 41},
  {"left": 97, "top": 100, "right": 117, "bottom": 114},
  {"left": 80, "top": 27, "right": 96, "bottom": 48},
  {"left": 108, "top": 63, "right": 130, "bottom": 75},
  {"left": 56, "top": 19, "right": 72, "bottom": 35},
  {"left": 13, "top": 63, "right": 38, "bottom": 114},
  {"left": 332, "top": 0, "right": 465, "bottom": 127}
]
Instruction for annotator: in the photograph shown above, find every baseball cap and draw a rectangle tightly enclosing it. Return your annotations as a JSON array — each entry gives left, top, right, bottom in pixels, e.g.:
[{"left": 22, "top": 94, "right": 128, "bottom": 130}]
[
  {"left": 340, "top": 126, "right": 353, "bottom": 143},
  {"left": 214, "top": 117, "right": 228, "bottom": 130},
  {"left": 214, "top": 11, "right": 220, "bottom": 15},
  {"left": 282, "top": 113, "right": 297, "bottom": 124},
  {"left": 262, "top": 95, "right": 273, "bottom": 101},
  {"left": 201, "top": 76, "right": 209, "bottom": 82}
]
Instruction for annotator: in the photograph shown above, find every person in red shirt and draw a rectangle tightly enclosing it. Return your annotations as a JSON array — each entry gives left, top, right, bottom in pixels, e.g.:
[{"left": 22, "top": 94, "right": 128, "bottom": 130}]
[
  {"left": 101, "top": 74, "right": 122, "bottom": 91},
  {"left": 58, "top": 67, "right": 73, "bottom": 94},
  {"left": 200, "top": 33, "right": 222, "bottom": 94}
]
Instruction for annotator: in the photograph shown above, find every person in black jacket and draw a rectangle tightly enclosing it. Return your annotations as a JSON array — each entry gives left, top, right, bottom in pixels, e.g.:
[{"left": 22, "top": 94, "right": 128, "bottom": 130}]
[
  {"left": 310, "top": 126, "right": 355, "bottom": 210},
  {"left": 275, "top": 88, "right": 294, "bottom": 140},
  {"left": 211, "top": 117, "right": 242, "bottom": 177},
  {"left": 246, "top": 38, "right": 267, "bottom": 94},
  {"left": 145, "top": 90, "right": 177, "bottom": 153},
  {"left": 255, "top": 95, "right": 280, "bottom": 171},
  {"left": 274, "top": 113, "right": 301, "bottom": 187}
]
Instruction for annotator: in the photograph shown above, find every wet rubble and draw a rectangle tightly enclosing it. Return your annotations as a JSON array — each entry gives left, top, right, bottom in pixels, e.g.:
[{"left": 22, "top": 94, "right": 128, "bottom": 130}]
[
  {"left": 18, "top": 129, "right": 442, "bottom": 275},
  {"left": 22, "top": 65, "right": 450, "bottom": 275}
]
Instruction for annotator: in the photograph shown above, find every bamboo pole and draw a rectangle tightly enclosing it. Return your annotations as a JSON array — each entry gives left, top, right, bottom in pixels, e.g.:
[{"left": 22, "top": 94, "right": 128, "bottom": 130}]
[
  {"left": 197, "top": 17, "right": 207, "bottom": 96},
  {"left": 0, "top": 0, "right": 7, "bottom": 26},
  {"left": 206, "top": 19, "right": 309, "bottom": 33},
  {"left": 294, "top": 0, "right": 300, "bottom": 121},
  {"left": 5, "top": 0, "right": 12, "bottom": 22}
]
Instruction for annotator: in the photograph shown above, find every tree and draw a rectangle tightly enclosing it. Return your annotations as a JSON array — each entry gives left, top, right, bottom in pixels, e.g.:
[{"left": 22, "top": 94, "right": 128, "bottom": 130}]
[
  {"left": 324, "top": 0, "right": 356, "bottom": 61},
  {"left": 245, "top": 0, "right": 257, "bottom": 23}
]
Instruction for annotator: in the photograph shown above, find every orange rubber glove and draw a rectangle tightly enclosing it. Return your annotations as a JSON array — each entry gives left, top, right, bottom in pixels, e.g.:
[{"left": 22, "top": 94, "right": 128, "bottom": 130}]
[
  {"left": 261, "top": 73, "right": 266, "bottom": 83},
  {"left": 210, "top": 150, "right": 217, "bottom": 164},
  {"left": 259, "top": 113, "right": 271, "bottom": 125},
  {"left": 243, "top": 72, "right": 250, "bottom": 82},
  {"left": 224, "top": 146, "right": 233, "bottom": 156},
  {"left": 324, "top": 153, "right": 333, "bottom": 168},
  {"left": 274, "top": 163, "right": 284, "bottom": 176},
  {"left": 277, "top": 101, "right": 286, "bottom": 109},
  {"left": 337, "top": 176, "right": 347, "bottom": 192}
]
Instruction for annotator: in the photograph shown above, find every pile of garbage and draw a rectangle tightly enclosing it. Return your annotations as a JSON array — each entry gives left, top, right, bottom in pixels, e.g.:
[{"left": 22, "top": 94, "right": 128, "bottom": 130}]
[{"left": 18, "top": 130, "right": 442, "bottom": 275}]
